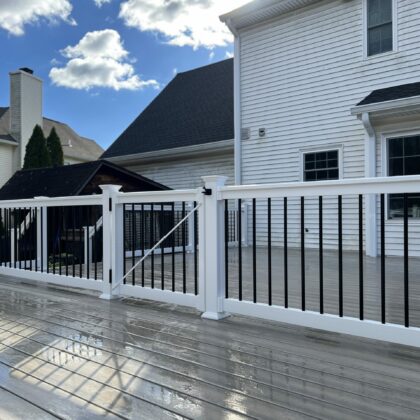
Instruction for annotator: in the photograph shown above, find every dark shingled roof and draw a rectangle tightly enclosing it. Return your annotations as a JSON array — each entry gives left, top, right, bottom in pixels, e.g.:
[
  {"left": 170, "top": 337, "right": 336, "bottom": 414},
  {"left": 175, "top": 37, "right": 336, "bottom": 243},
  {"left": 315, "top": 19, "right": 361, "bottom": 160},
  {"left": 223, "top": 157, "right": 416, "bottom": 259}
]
[
  {"left": 103, "top": 59, "right": 234, "bottom": 159},
  {"left": 357, "top": 82, "right": 420, "bottom": 106},
  {"left": 0, "top": 160, "right": 168, "bottom": 200}
]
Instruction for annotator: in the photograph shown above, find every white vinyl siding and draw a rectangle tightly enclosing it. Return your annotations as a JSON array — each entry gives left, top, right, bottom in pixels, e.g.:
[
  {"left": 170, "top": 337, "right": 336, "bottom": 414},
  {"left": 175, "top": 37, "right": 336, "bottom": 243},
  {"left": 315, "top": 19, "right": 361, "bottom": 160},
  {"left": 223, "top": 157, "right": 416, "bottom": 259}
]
[
  {"left": 124, "top": 152, "right": 234, "bottom": 190},
  {"left": 0, "top": 144, "right": 14, "bottom": 187},
  {"left": 239, "top": 0, "right": 420, "bottom": 255}
]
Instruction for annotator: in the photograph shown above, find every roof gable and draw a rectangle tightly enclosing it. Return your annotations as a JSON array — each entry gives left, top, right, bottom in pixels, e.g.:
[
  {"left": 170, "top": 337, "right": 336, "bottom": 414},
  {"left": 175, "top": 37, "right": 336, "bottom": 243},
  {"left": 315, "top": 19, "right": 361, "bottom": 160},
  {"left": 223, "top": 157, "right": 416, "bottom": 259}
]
[
  {"left": 357, "top": 82, "right": 420, "bottom": 106},
  {"left": 0, "top": 160, "right": 169, "bottom": 200},
  {"left": 103, "top": 59, "right": 234, "bottom": 159}
]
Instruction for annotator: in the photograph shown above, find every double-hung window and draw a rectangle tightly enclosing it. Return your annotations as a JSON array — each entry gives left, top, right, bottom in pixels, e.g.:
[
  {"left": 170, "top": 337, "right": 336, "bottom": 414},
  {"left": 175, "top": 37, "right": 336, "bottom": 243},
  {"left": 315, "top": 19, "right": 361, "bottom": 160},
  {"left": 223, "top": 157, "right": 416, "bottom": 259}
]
[
  {"left": 367, "top": 0, "right": 393, "bottom": 56},
  {"left": 303, "top": 150, "right": 339, "bottom": 182},
  {"left": 388, "top": 135, "right": 420, "bottom": 219}
]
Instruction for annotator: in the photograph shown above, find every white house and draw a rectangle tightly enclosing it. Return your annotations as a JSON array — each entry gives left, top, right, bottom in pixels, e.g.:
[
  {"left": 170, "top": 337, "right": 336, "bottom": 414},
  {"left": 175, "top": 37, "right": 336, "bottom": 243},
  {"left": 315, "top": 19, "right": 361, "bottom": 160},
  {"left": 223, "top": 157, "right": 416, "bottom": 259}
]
[
  {"left": 220, "top": 0, "right": 420, "bottom": 256},
  {"left": 0, "top": 68, "right": 104, "bottom": 187}
]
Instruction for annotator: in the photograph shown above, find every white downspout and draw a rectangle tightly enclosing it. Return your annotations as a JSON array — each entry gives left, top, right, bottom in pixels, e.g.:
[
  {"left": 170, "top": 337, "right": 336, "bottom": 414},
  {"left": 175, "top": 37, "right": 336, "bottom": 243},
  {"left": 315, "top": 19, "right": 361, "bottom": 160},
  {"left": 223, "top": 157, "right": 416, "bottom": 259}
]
[
  {"left": 227, "top": 19, "right": 242, "bottom": 185},
  {"left": 361, "top": 112, "right": 378, "bottom": 257}
]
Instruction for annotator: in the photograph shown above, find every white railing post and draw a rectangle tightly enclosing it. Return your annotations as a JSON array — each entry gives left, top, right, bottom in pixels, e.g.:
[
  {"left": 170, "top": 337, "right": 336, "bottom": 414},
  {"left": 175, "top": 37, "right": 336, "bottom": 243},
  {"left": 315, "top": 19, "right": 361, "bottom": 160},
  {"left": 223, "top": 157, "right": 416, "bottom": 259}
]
[
  {"left": 35, "top": 199, "right": 48, "bottom": 270},
  {"left": 201, "top": 175, "right": 229, "bottom": 320},
  {"left": 100, "top": 185, "right": 122, "bottom": 300}
]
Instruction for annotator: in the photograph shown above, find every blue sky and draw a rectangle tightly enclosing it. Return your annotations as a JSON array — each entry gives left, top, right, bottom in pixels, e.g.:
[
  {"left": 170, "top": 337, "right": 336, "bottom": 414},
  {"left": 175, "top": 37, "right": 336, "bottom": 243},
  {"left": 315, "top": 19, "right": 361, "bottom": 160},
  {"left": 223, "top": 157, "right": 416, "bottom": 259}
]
[{"left": 0, "top": 0, "right": 246, "bottom": 149}]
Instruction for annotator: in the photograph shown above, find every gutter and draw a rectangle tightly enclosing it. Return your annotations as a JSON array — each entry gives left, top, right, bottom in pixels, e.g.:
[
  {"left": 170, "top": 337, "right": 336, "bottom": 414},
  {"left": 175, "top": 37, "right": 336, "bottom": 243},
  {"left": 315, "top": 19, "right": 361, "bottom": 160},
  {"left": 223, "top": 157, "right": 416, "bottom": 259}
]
[
  {"left": 105, "top": 139, "right": 234, "bottom": 166},
  {"left": 0, "top": 139, "right": 18, "bottom": 147},
  {"left": 350, "top": 95, "right": 420, "bottom": 116}
]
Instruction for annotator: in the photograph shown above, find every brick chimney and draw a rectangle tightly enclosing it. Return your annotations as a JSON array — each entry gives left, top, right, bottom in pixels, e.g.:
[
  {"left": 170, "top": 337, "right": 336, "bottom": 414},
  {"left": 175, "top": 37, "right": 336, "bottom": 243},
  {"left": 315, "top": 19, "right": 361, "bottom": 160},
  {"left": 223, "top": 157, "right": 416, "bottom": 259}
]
[{"left": 9, "top": 68, "right": 43, "bottom": 168}]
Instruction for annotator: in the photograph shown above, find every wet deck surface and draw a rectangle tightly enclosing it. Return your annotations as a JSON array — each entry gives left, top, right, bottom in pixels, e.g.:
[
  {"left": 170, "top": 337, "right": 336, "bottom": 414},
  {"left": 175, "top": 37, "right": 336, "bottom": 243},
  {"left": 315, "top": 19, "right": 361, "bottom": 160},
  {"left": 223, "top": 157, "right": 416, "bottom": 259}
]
[{"left": 0, "top": 278, "right": 420, "bottom": 418}]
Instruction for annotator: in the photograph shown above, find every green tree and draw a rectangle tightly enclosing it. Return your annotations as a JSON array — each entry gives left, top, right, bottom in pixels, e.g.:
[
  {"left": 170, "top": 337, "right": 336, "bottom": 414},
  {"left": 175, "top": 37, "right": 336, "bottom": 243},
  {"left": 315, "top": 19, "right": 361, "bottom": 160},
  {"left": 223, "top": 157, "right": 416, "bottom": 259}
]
[
  {"left": 23, "top": 125, "right": 51, "bottom": 169},
  {"left": 46, "top": 127, "right": 64, "bottom": 167}
]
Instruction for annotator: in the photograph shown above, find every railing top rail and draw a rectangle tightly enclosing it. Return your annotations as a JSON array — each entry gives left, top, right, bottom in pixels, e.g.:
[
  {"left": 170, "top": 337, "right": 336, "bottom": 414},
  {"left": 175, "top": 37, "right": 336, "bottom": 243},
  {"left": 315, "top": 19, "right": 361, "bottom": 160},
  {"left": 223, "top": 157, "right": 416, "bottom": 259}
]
[
  {"left": 219, "top": 175, "right": 420, "bottom": 200},
  {"left": 0, "top": 194, "right": 102, "bottom": 209},
  {"left": 116, "top": 188, "right": 201, "bottom": 204}
]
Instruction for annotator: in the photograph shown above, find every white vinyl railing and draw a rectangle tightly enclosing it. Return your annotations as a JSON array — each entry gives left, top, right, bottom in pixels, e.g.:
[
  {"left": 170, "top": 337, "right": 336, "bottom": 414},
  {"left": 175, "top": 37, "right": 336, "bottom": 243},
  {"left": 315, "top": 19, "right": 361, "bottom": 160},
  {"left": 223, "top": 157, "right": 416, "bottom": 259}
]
[{"left": 0, "top": 176, "right": 420, "bottom": 347}]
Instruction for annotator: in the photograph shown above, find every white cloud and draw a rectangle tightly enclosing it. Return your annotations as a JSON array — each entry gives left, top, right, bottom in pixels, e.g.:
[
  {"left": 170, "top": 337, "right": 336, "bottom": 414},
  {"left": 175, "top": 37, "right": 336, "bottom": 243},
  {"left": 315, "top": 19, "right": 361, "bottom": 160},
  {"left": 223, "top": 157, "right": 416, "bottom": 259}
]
[
  {"left": 49, "top": 29, "right": 159, "bottom": 91},
  {"left": 119, "top": 0, "right": 250, "bottom": 50},
  {"left": 225, "top": 51, "right": 234, "bottom": 59},
  {"left": 209, "top": 51, "right": 215, "bottom": 61},
  {"left": 0, "top": 0, "right": 75, "bottom": 36},
  {"left": 94, "top": 0, "right": 112, "bottom": 7}
]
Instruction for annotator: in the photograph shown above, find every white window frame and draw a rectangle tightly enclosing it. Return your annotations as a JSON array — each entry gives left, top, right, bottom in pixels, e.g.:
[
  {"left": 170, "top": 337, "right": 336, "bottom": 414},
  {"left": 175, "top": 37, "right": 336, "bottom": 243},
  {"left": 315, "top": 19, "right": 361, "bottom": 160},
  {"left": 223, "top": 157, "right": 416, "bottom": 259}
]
[
  {"left": 381, "top": 129, "right": 420, "bottom": 221},
  {"left": 299, "top": 145, "right": 343, "bottom": 182},
  {"left": 363, "top": 0, "right": 398, "bottom": 59}
]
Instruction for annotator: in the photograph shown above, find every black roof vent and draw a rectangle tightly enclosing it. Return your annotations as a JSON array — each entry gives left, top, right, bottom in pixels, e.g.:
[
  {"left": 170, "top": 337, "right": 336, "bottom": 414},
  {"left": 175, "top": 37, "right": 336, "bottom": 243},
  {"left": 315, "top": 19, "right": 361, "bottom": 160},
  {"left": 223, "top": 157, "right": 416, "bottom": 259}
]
[{"left": 19, "top": 67, "right": 34, "bottom": 75}]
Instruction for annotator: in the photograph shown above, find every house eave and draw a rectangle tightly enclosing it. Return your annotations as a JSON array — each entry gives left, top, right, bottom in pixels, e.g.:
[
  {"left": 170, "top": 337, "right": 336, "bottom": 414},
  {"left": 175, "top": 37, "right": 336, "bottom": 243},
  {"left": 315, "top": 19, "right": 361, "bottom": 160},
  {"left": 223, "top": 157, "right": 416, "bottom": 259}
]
[
  {"left": 351, "top": 95, "right": 420, "bottom": 117},
  {"left": 106, "top": 139, "right": 234, "bottom": 166},
  {"left": 0, "top": 138, "right": 18, "bottom": 147},
  {"left": 220, "top": 0, "right": 322, "bottom": 31}
]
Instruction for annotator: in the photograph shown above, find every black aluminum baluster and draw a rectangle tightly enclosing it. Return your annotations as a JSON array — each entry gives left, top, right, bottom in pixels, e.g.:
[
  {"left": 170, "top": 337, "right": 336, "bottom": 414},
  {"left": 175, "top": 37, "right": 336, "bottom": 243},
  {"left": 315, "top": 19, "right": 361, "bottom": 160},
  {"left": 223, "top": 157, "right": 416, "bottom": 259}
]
[
  {"left": 79, "top": 207, "right": 83, "bottom": 278},
  {"left": 29, "top": 209, "right": 33, "bottom": 271},
  {"left": 123, "top": 204, "right": 126, "bottom": 283},
  {"left": 132, "top": 203, "right": 136, "bottom": 286},
  {"left": 338, "top": 195, "right": 343, "bottom": 317},
  {"left": 72, "top": 206, "right": 76, "bottom": 277},
  {"left": 238, "top": 199, "right": 242, "bottom": 301},
  {"left": 65, "top": 208, "right": 69, "bottom": 277},
  {"left": 359, "top": 195, "right": 364, "bottom": 321},
  {"left": 194, "top": 201, "right": 198, "bottom": 296},
  {"left": 171, "top": 203, "right": 175, "bottom": 292},
  {"left": 225, "top": 200, "right": 229, "bottom": 299},
  {"left": 404, "top": 193, "right": 409, "bottom": 328},
  {"left": 182, "top": 202, "right": 186, "bottom": 294},
  {"left": 86, "top": 206, "right": 90, "bottom": 279},
  {"left": 94, "top": 207, "right": 98, "bottom": 281},
  {"left": 253, "top": 198, "right": 257, "bottom": 303},
  {"left": 142, "top": 204, "right": 145, "bottom": 287},
  {"left": 284, "top": 197, "right": 288, "bottom": 308},
  {"left": 319, "top": 196, "right": 324, "bottom": 314},
  {"left": 380, "top": 194, "right": 386, "bottom": 324},
  {"left": 161, "top": 203, "right": 164, "bottom": 290},
  {"left": 301, "top": 197, "right": 305, "bottom": 311},
  {"left": 268, "top": 198, "right": 272, "bottom": 306},
  {"left": 59, "top": 207, "right": 63, "bottom": 276},
  {"left": 151, "top": 203, "right": 155, "bottom": 289},
  {"left": 18, "top": 208, "right": 22, "bottom": 269}
]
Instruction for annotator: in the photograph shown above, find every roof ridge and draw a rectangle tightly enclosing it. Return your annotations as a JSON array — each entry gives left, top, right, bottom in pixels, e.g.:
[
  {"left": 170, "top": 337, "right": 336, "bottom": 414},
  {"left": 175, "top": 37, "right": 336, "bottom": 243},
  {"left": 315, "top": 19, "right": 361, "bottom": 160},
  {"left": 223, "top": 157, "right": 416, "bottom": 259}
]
[{"left": 178, "top": 58, "right": 233, "bottom": 75}]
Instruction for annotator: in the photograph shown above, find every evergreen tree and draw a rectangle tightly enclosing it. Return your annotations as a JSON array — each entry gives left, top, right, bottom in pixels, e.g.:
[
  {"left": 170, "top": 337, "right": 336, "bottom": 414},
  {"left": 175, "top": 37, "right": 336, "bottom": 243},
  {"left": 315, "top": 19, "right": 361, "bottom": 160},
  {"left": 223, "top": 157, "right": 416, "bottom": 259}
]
[
  {"left": 23, "top": 125, "right": 51, "bottom": 169},
  {"left": 46, "top": 127, "right": 64, "bottom": 167}
]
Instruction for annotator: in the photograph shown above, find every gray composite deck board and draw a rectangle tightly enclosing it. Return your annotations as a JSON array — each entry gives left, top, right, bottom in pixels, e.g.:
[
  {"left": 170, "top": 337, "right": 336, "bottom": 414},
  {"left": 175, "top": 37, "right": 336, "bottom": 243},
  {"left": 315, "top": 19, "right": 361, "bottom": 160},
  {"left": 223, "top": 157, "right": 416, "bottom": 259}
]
[
  {"left": 49, "top": 245, "right": 420, "bottom": 327},
  {"left": 0, "top": 279, "right": 420, "bottom": 418}
]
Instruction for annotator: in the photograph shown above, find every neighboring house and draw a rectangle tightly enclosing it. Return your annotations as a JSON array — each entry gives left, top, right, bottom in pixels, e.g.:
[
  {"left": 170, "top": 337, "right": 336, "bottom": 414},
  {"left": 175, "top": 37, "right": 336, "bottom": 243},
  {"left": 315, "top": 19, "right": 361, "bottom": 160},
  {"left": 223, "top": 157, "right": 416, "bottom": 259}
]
[
  {"left": 0, "top": 68, "right": 104, "bottom": 187},
  {"left": 0, "top": 160, "right": 169, "bottom": 265},
  {"left": 103, "top": 59, "right": 234, "bottom": 189},
  {"left": 0, "top": 159, "right": 168, "bottom": 200},
  {"left": 220, "top": 0, "right": 420, "bottom": 256}
]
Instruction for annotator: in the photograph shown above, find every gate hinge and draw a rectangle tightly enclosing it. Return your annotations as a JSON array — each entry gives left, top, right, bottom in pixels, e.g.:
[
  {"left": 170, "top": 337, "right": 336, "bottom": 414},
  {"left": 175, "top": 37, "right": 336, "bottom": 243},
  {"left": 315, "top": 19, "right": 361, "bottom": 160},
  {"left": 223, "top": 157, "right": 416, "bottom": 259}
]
[
  {"left": 202, "top": 187, "right": 212, "bottom": 196},
  {"left": 109, "top": 198, "right": 112, "bottom": 212},
  {"left": 109, "top": 268, "right": 112, "bottom": 284}
]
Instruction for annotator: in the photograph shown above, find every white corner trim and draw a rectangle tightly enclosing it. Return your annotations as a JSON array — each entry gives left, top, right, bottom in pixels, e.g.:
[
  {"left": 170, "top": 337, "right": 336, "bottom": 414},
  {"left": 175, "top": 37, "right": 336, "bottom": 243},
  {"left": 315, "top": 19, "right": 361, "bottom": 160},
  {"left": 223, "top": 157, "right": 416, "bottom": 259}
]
[{"left": 233, "top": 36, "right": 241, "bottom": 185}]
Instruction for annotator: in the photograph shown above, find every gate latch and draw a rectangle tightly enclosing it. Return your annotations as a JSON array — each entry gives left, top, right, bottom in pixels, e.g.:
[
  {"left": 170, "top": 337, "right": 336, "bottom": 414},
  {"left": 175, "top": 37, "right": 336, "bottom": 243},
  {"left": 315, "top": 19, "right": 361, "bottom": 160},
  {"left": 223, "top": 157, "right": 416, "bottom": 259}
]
[{"left": 202, "top": 187, "right": 212, "bottom": 196}]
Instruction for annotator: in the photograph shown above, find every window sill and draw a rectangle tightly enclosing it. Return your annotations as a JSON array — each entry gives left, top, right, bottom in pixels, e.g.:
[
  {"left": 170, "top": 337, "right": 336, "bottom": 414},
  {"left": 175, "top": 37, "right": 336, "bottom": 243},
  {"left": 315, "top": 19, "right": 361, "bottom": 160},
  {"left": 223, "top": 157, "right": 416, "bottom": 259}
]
[
  {"left": 386, "top": 218, "right": 420, "bottom": 224},
  {"left": 362, "top": 49, "right": 399, "bottom": 62}
]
